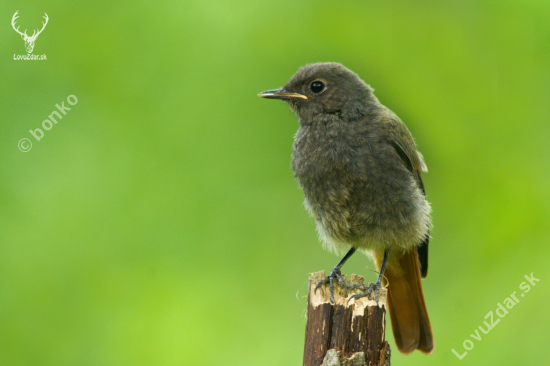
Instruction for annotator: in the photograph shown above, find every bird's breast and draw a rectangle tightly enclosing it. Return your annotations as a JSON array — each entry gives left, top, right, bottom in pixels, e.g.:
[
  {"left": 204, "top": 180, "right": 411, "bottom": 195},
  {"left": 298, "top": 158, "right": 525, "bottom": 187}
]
[
  {"left": 291, "top": 124, "right": 365, "bottom": 237},
  {"left": 290, "top": 123, "right": 428, "bottom": 251}
]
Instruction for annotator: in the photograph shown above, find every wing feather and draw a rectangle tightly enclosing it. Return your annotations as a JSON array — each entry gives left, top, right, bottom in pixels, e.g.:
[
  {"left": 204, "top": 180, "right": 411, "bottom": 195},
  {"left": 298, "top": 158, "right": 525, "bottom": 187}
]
[{"left": 384, "top": 111, "right": 429, "bottom": 278}]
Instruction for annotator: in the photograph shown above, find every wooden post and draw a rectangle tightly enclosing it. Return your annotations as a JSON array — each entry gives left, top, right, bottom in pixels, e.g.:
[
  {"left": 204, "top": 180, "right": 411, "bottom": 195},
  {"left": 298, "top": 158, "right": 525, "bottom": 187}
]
[{"left": 303, "top": 271, "right": 391, "bottom": 366}]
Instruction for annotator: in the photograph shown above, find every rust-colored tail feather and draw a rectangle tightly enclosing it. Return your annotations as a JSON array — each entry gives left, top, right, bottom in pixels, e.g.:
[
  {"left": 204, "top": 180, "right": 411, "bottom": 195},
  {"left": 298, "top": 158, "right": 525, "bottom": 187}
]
[{"left": 377, "top": 249, "right": 434, "bottom": 354}]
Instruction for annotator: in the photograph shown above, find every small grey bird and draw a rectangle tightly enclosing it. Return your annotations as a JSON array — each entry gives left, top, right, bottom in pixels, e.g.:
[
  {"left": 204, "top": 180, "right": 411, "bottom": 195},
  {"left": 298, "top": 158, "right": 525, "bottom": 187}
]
[{"left": 259, "top": 63, "right": 434, "bottom": 354}]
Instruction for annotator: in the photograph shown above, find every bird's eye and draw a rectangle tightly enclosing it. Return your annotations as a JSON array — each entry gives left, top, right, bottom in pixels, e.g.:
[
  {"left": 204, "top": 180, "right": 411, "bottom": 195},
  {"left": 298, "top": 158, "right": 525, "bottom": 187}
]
[{"left": 310, "top": 81, "right": 325, "bottom": 94}]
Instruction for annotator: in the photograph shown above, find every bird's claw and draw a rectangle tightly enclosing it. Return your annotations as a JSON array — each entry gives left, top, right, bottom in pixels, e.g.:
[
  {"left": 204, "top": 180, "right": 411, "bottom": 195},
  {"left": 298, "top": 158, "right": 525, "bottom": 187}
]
[
  {"left": 314, "top": 268, "right": 348, "bottom": 303},
  {"left": 347, "top": 281, "right": 383, "bottom": 305}
]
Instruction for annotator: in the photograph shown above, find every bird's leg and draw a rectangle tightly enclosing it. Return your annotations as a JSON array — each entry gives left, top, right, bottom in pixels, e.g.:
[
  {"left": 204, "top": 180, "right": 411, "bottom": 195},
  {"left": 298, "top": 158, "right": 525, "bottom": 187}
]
[
  {"left": 348, "top": 248, "right": 391, "bottom": 305},
  {"left": 314, "top": 247, "right": 357, "bottom": 303}
]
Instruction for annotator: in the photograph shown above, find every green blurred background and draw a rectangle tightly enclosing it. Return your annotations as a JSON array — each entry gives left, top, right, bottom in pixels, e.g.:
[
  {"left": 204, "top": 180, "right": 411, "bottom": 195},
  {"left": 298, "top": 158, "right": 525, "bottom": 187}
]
[{"left": 1, "top": 0, "right": 549, "bottom": 365}]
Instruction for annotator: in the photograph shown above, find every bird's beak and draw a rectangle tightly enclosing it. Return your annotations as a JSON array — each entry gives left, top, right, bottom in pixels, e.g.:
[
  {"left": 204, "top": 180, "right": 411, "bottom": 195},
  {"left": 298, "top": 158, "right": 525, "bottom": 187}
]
[{"left": 258, "top": 88, "right": 308, "bottom": 101}]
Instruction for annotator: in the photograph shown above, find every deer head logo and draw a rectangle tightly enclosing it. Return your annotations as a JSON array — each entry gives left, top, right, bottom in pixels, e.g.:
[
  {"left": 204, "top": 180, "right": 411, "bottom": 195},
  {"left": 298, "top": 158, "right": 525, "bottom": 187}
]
[{"left": 11, "top": 11, "right": 49, "bottom": 54}]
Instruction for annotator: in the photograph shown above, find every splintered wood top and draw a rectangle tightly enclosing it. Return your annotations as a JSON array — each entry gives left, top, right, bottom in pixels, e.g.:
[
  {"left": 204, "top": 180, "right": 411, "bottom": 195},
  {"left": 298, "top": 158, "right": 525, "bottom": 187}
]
[{"left": 308, "top": 270, "right": 388, "bottom": 313}]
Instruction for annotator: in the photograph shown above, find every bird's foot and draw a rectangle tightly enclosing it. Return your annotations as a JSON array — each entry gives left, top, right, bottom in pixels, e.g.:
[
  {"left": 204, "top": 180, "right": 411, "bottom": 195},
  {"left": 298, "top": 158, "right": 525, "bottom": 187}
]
[
  {"left": 314, "top": 268, "right": 348, "bottom": 303},
  {"left": 347, "top": 280, "right": 383, "bottom": 305}
]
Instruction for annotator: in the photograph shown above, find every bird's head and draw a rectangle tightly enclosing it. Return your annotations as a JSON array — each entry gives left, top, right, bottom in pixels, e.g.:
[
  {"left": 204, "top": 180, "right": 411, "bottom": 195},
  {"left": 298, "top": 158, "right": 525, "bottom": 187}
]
[{"left": 259, "top": 62, "right": 377, "bottom": 124}]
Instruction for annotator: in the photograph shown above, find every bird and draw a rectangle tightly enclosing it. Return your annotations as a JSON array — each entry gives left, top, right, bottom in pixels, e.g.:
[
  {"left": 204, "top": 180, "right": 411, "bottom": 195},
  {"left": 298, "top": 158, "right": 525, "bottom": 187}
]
[{"left": 258, "top": 62, "right": 434, "bottom": 354}]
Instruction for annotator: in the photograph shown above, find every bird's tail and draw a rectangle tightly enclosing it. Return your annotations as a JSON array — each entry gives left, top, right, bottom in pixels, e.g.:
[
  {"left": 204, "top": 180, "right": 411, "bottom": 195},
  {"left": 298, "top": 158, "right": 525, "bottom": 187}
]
[{"left": 375, "top": 248, "right": 434, "bottom": 354}]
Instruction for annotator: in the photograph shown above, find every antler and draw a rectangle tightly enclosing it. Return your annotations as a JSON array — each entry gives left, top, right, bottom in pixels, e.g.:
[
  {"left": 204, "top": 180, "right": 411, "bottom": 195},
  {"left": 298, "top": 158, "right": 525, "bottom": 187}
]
[
  {"left": 30, "top": 13, "right": 49, "bottom": 39},
  {"left": 11, "top": 11, "right": 28, "bottom": 37}
]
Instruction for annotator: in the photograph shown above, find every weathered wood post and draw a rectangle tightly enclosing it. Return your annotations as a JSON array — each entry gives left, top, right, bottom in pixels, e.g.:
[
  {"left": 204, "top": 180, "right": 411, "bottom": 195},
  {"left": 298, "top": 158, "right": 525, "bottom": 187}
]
[{"left": 303, "top": 271, "right": 391, "bottom": 366}]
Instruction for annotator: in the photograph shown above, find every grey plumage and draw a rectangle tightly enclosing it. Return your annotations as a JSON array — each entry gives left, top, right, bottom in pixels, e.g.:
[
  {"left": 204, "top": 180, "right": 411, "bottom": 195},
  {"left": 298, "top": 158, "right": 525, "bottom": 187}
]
[{"left": 283, "top": 63, "right": 430, "bottom": 260}]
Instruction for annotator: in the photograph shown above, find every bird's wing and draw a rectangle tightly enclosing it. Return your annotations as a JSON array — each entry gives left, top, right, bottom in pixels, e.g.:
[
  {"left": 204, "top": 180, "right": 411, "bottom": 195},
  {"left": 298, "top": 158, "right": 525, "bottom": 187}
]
[
  {"left": 384, "top": 111, "right": 430, "bottom": 278},
  {"left": 385, "top": 112, "right": 427, "bottom": 190}
]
